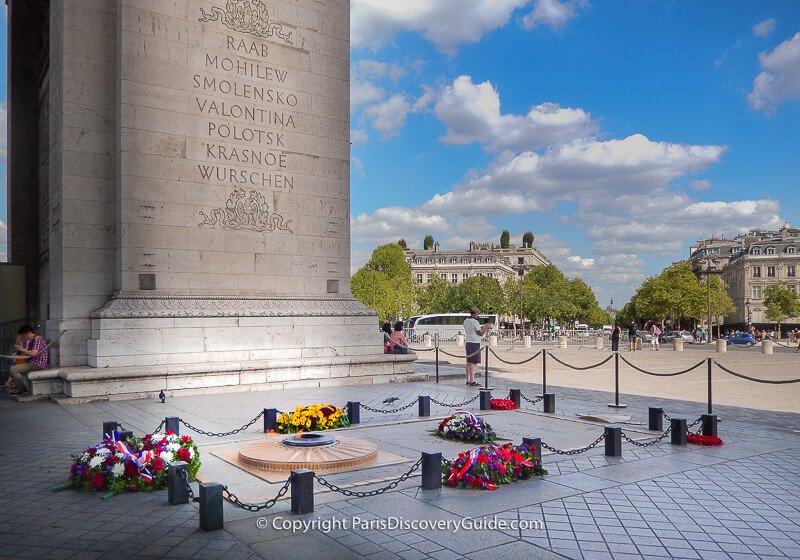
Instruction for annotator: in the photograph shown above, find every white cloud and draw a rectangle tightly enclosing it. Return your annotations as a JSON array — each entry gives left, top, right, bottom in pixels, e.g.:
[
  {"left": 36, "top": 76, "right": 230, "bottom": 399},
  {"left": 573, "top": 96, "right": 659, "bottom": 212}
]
[
  {"left": 351, "top": 78, "right": 385, "bottom": 110},
  {"left": 351, "top": 128, "right": 369, "bottom": 145},
  {"left": 434, "top": 75, "right": 596, "bottom": 151},
  {"left": 354, "top": 59, "right": 408, "bottom": 82},
  {"left": 362, "top": 94, "right": 412, "bottom": 140},
  {"left": 753, "top": 18, "right": 776, "bottom": 38},
  {"left": 0, "top": 220, "right": 6, "bottom": 262},
  {"left": 523, "top": 0, "right": 586, "bottom": 30},
  {"left": 567, "top": 255, "right": 595, "bottom": 268},
  {"left": 747, "top": 32, "right": 800, "bottom": 114},
  {"left": 352, "top": 156, "right": 366, "bottom": 178},
  {"left": 687, "top": 179, "right": 712, "bottom": 191},
  {"left": 351, "top": 0, "right": 530, "bottom": 55}
]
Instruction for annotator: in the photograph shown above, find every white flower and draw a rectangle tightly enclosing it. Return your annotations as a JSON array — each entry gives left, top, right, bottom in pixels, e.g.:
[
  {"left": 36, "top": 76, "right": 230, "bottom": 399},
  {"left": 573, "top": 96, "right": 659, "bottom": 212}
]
[
  {"left": 167, "top": 443, "right": 181, "bottom": 453},
  {"left": 80, "top": 453, "right": 91, "bottom": 462},
  {"left": 89, "top": 456, "right": 104, "bottom": 469},
  {"left": 159, "top": 451, "right": 173, "bottom": 462},
  {"left": 188, "top": 447, "right": 195, "bottom": 459},
  {"left": 115, "top": 452, "right": 124, "bottom": 459},
  {"left": 111, "top": 463, "right": 125, "bottom": 477},
  {"left": 96, "top": 447, "right": 110, "bottom": 456},
  {"left": 151, "top": 433, "right": 163, "bottom": 440}
]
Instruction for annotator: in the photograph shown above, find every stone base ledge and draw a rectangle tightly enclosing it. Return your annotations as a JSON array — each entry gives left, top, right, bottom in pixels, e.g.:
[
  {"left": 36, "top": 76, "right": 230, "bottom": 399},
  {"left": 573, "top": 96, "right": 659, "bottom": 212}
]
[{"left": 26, "top": 354, "right": 417, "bottom": 401}]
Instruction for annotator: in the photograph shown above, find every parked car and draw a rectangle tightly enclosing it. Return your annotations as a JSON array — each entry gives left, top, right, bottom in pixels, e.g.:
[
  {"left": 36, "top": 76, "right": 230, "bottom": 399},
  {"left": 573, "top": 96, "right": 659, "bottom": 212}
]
[
  {"left": 724, "top": 333, "right": 756, "bottom": 346},
  {"left": 661, "top": 331, "right": 694, "bottom": 343}
]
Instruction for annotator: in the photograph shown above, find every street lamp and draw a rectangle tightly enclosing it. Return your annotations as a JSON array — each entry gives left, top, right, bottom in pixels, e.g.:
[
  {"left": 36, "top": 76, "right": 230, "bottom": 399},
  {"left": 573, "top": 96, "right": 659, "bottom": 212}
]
[{"left": 745, "top": 298, "right": 751, "bottom": 327}]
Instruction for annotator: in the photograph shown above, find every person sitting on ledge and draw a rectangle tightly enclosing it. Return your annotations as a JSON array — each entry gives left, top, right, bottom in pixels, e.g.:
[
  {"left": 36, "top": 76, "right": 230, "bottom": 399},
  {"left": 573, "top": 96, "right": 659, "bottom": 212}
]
[
  {"left": 382, "top": 322, "right": 394, "bottom": 354},
  {"left": 390, "top": 321, "right": 414, "bottom": 354},
  {"left": 3, "top": 325, "right": 49, "bottom": 396}
]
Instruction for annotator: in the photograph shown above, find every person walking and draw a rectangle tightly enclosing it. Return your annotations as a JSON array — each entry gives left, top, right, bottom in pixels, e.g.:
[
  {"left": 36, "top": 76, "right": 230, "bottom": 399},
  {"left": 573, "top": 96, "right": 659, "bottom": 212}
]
[
  {"left": 463, "top": 307, "right": 491, "bottom": 386},
  {"left": 650, "top": 322, "right": 660, "bottom": 351},
  {"left": 611, "top": 323, "right": 621, "bottom": 351},
  {"left": 627, "top": 321, "right": 638, "bottom": 352}
]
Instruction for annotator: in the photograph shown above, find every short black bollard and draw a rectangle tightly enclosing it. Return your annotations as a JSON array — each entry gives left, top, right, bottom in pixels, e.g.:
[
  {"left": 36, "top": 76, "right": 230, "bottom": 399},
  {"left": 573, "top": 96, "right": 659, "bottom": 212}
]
[
  {"left": 165, "top": 416, "right": 180, "bottom": 435},
  {"left": 263, "top": 408, "right": 278, "bottom": 432},
  {"left": 199, "top": 483, "right": 224, "bottom": 531},
  {"left": 701, "top": 414, "right": 718, "bottom": 437},
  {"left": 522, "top": 437, "right": 542, "bottom": 464},
  {"left": 670, "top": 418, "right": 687, "bottom": 446},
  {"left": 509, "top": 389, "right": 521, "bottom": 409},
  {"left": 168, "top": 461, "right": 189, "bottom": 505},
  {"left": 421, "top": 452, "right": 442, "bottom": 490},
  {"left": 418, "top": 396, "right": 431, "bottom": 417},
  {"left": 347, "top": 402, "right": 360, "bottom": 425},
  {"left": 604, "top": 426, "right": 622, "bottom": 457},
  {"left": 479, "top": 389, "right": 492, "bottom": 411},
  {"left": 290, "top": 469, "right": 315, "bottom": 514},
  {"left": 102, "top": 421, "right": 118, "bottom": 436},
  {"left": 119, "top": 431, "right": 134, "bottom": 442},
  {"left": 542, "top": 393, "right": 556, "bottom": 414},
  {"left": 648, "top": 408, "right": 664, "bottom": 432}
]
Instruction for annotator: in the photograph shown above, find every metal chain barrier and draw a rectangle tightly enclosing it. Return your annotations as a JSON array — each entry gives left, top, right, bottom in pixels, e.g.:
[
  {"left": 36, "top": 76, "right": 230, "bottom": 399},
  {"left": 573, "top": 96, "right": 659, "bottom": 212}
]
[
  {"left": 519, "top": 392, "right": 544, "bottom": 405},
  {"left": 621, "top": 425, "right": 672, "bottom": 447},
  {"left": 224, "top": 476, "right": 292, "bottom": 512},
  {"left": 547, "top": 353, "right": 614, "bottom": 371},
  {"left": 429, "top": 394, "right": 480, "bottom": 408},
  {"left": 620, "top": 356, "right": 706, "bottom": 377},
  {"left": 540, "top": 433, "right": 606, "bottom": 456},
  {"left": 439, "top": 346, "right": 484, "bottom": 360},
  {"left": 488, "top": 348, "right": 542, "bottom": 365},
  {"left": 178, "top": 467, "right": 199, "bottom": 503},
  {"left": 151, "top": 420, "right": 165, "bottom": 434},
  {"left": 360, "top": 400, "right": 418, "bottom": 414},
  {"left": 314, "top": 458, "right": 422, "bottom": 498},
  {"left": 686, "top": 416, "right": 704, "bottom": 435},
  {"left": 662, "top": 411, "right": 671, "bottom": 422},
  {"left": 713, "top": 360, "right": 800, "bottom": 384},
  {"left": 179, "top": 410, "right": 265, "bottom": 437}
]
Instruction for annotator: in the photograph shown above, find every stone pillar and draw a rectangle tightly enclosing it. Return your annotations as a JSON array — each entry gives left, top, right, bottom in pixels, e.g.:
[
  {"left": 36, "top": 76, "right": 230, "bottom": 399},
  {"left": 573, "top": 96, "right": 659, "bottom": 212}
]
[
  {"left": 716, "top": 339, "right": 727, "bottom": 353},
  {"left": 762, "top": 340, "right": 773, "bottom": 354},
  {"left": 523, "top": 335, "right": 531, "bottom": 347},
  {"left": 488, "top": 335, "right": 498, "bottom": 347},
  {"left": 672, "top": 338, "right": 683, "bottom": 352},
  {"left": 455, "top": 334, "right": 465, "bottom": 347},
  {"left": 594, "top": 336, "right": 604, "bottom": 349},
  {"left": 423, "top": 334, "right": 432, "bottom": 348},
  {"left": 557, "top": 336, "right": 567, "bottom": 348}
]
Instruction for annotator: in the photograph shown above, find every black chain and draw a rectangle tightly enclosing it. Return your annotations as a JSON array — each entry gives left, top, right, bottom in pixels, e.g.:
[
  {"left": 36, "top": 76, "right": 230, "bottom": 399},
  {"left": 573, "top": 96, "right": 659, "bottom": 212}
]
[
  {"left": 429, "top": 394, "right": 480, "bottom": 408},
  {"left": 360, "top": 400, "right": 418, "bottom": 414},
  {"left": 439, "top": 347, "right": 483, "bottom": 359},
  {"left": 519, "top": 392, "right": 544, "bottom": 405},
  {"left": 314, "top": 458, "right": 422, "bottom": 498},
  {"left": 180, "top": 411, "right": 265, "bottom": 437},
  {"left": 488, "top": 348, "right": 542, "bottom": 365},
  {"left": 152, "top": 420, "right": 165, "bottom": 434},
  {"left": 662, "top": 411, "right": 672, "bottom": 422},
  {"left": 547, "top": 353, "right": 614, "bottom": 371},
  {"left": 686, "top": 416, "right": 704, "bottom": 435},
  {"left": 713, "top": 360, "right": 800, "bottom": 384},
  {"left": 223, "top": 476, "right": 292, "bottom": 512},
  {"left": 541, "top": 433, "right": 606, "bottom": 456},
  {"left": 621, "top": 425, "right": 672, "bottom": 447},
  {"left": 178, "top": 467, "right": 199, "bottom": 503},
  {"left": 620, "top": 356, "right": 706, "bottom": 377}
]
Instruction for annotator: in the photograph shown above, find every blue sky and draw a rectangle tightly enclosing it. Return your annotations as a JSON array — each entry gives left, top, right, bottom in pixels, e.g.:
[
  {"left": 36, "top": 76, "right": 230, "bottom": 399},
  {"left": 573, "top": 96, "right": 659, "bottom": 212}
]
[
  {"left": 349, "top": 0, "right": 800, "bottom": 307},
  {"left": 1, "top": 2, "right": 799, "bottom": 307}
]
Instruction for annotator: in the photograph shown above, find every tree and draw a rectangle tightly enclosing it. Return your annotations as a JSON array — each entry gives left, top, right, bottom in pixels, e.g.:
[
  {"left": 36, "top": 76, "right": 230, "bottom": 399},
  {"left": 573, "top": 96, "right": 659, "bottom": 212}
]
[
  {"left": 351, "top": 244, "right": 417, "bottom": 322},
  {"left": 500, "top": 230, "right": 510, "bottom": 249},
  {"left": 416, "top": 275, "right": 452, "bottom": 314},
  {"left": 764, "top": 283, "right": 800, "bottom": 336},
  {"left": 450, "top": 276, "right": 505, "bottom": 315},
  {"left": 706, "top": 275, "right": 736, "bottom": 331},
  {"left": 634, "top": 262, "right": 705, "bottom": 328},
  {"left": 423, "top": 235, "right": 434, "bottom": 250},
  {"left": 397, "top": 238, "right": 407, "bottom": 250},
  {"left": 522, "top": 231, "right": 534, "bottom": 248}
]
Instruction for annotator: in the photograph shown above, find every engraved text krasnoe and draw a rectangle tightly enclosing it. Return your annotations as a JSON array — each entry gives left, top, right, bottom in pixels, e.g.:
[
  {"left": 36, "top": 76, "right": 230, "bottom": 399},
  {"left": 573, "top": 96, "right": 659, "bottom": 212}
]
[
  {"left": 199, "top": 0, "right": 293, "bottom": 45},
  {"left": 198, "top": 188, "right": 294, "bottom": 233}
]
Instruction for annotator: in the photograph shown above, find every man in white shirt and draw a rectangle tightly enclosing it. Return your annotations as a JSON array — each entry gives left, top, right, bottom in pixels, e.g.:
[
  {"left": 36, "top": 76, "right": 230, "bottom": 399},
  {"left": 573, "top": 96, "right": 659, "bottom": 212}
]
[{"left": 463, "top": 307, "right": 492, "bottom": 386}]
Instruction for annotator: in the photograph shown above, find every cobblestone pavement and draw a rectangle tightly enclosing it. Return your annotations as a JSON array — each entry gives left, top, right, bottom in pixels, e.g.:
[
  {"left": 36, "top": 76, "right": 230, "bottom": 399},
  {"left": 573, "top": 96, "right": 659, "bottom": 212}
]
[{"left": 1, "top": 363, "right": 799, "bottom": 560}]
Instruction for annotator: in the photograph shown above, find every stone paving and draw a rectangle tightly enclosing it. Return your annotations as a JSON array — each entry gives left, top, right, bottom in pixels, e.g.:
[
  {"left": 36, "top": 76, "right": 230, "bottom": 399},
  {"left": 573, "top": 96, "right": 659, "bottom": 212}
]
[{"left": 1, "top": 361, "right": 799, "bottom": 560}]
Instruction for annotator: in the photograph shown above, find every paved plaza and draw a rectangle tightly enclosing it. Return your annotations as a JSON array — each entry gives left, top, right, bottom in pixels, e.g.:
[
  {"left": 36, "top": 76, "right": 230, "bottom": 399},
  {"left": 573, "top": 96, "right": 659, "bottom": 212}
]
[{"left": 1, "top": 358, "right": 799, "bottom": 560}]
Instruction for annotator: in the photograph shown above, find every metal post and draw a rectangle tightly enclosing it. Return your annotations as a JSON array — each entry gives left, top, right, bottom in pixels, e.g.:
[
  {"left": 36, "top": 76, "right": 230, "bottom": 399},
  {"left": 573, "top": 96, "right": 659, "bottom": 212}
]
[
  {"left": 604, "top": 426, "right": 622, "bottom": 457},
  {"left": 542, "top": 349, "right": 547, "bottom": 394},
  {"left": 648, "top": 408, "right": 663, "bottom": 432},
  {"left": 670, "top": 418, "right": 687, "bottom": 446},
  {"left": 168, "top": 461, "right": 189, "bottom": 505},
  {"left": 264, "top": 408, "right": 278, "bottom": 432},
  {"left": 701, "top": 414, "right": 718, "bottom": 437},
  {"left": 479, "top": 389, "right": 492, "bottom": 411},
  {"left": 435, "top": 345, "right": 440, "bottom": 384},
  {"left": 522, "top": 437, "right": 542, "bottom": 464},
  {"left": 484, "top": 346, "right": 489, "bottom": 389},
  {"left": 347, "top": 402, "right": 360, "bottom": 425},
  {"left": 290, "top": 469, "right": 315, "bottom": 514},
  {"left": 165, "top": 416, "right": 180, "bottom": 435},
  {"left": 542, "top": 393, "right": 555, "bottom": 414},
  {"left": 418, "top": 396, "right": 431, "bottom": 417},
  {"left": 119, "top": 431, "right": 133, "bottom": 441},
  {"left": 509, "top": 389, "right": 521, "bottom": 409},
  {"left": 707, "top": 358, "right": 713, "bottom": 414},
  {"left": 102, "top": 421, "right": 118, "bottom": 437},
  {"left": 608, "top": 352, "right": 626, "bottom": 408},
  {"left": 199, "top": 483, "right": 224, "bottom": 531},
  {"left": 421, "top": 452, "right": 442, "bottom": 490}
]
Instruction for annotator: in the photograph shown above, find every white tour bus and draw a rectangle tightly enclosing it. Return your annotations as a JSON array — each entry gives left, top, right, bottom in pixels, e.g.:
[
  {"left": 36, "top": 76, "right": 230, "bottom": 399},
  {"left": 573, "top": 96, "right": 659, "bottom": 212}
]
[{"left": 406, "top": 313, "right": 500, "bottom": 342}]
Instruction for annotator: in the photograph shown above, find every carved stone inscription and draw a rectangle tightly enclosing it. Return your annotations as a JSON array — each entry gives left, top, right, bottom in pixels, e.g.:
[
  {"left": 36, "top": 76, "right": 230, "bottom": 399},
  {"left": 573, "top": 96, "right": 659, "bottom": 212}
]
[{"left": 195, "top": 9, "right": 297, "bottom": 232}]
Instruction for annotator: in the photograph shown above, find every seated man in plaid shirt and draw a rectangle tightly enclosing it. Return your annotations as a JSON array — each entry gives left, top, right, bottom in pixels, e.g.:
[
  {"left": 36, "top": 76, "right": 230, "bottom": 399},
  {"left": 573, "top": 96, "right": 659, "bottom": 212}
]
[{"left": 4, "top": 325, "right": 49, "bottom": 396}]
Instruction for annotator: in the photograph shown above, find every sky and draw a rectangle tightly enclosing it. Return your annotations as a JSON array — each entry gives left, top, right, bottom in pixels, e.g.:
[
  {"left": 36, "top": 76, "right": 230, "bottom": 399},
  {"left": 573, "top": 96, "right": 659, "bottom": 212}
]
[
  {"left": 1, "top": 2, "right": 799, "bottom": 308},
  {"left": 348, "top": 0, "right": 800, "bottom": 307}
]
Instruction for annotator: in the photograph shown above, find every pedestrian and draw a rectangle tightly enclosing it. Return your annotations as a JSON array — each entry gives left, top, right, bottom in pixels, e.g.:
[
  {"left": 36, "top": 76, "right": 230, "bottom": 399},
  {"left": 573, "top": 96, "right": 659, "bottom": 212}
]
[
  {"left": 650, "top": 322, "right": 660, "bottom": 351},
  {"left": 3, "top": 325, "right": 49, "bottom": 396},
  {"left": 463, "top": 307, "right": 491, "bottom": 386},
  {"left": 627, "top": 321, "right": 638, "bottom": 351},
  {"left": 611, "top": 323, "right": 621, "bottom": 352},
  {"left": 390, "top": 321, "right": 414, "bottom": 354}
]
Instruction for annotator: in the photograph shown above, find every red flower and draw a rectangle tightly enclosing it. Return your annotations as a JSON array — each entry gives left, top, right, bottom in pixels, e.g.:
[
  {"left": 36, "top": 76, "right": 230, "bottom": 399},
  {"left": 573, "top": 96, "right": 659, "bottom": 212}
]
[
  {"left": 104, "top": 455, "right": 118, "bottom": 466},
  {"left": 128, "top": 485, "right": 139, "bottom": 492},
  {"left": 90, "top": 473, "right": 107, "bottom": 489},
  {"left": 181, "top": 435, "right": 192, "bottom": 443},
  {"left": 498, "top": 465, "right": 507, "bottom": 474},
  {"left": 477, "top": 455, "right": 488, "bottom": 464},
  {"left": 177, "top": 448, "right": 191, "bottom": 462},
  {"left": 166, "top": 430, "right": 176, "bottom": 436},
  {"left": 85, "top": 447, "right": 96, "bottom": 455},
  {"left": 142, "top": 434, "right": 152, "bottom": 442},
  {"left": 151, "top": 457, "right": 166, "bottom": 472},
  {"left": 124, "top": 462, "right": 140, "bottom": 477},
  {"left": 142, "top": 443, "right": 153, "bottom": 451}
]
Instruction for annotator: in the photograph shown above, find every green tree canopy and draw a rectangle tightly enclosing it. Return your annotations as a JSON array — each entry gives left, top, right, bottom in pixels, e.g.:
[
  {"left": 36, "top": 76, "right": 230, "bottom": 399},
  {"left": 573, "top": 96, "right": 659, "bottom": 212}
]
[
  {"left": 500, "top": 230, "right": 510, "bottom": 249},
  {"left": 397, "top": 238, "right": 407, "bottom": 250},
  {"left": 522, "top": 231, "right": 534, "bottom": 248},
  {"left": 764, "top": 282, "right": 800, "bottom": 332},
  {"left": 423, "top": 235, "right": 434, "bottom": 250},
  {"left": 450, "top": 276, "right": 505, "bottom": 314},
  {"left": 416, "top": 274, "right": 452, "bottom": 314},
  {"left": 351, "top": 244, "right": 417, "bottom": 322}
]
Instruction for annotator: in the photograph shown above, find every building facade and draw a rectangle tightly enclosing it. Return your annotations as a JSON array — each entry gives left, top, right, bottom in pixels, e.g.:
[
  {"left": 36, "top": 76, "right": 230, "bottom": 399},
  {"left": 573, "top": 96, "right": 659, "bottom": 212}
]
[{"left": 404, "top": 242, "right": 550, "bottom": 286}]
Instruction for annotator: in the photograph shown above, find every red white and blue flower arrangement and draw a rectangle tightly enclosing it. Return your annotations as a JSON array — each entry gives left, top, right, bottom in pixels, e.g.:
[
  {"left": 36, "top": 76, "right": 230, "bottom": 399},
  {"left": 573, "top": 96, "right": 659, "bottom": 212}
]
[
  {"left": 434, "top": 410, "right": 497, "bottom": 443},
  {"left": 443, "top": 442, "right": 547, "bottom": 490},
  {"left": 69, "top": 430, "right": 201, "bottom": 494}
]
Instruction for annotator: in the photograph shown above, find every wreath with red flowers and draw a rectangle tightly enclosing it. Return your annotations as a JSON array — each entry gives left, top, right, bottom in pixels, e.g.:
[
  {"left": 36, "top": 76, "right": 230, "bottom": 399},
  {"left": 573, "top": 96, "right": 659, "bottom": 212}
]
[
  {"left": 686, "top": 434, "right": 724, "bottom": 446},
  {"left": 434, "top": 410, "right": 497, "bottom": 443},
  {"left": 490, "top": 399, "right": 517, "bottom": 410},
  {"left": 443, "top": 442, "right": 546, "bottom": 490}
]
